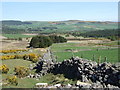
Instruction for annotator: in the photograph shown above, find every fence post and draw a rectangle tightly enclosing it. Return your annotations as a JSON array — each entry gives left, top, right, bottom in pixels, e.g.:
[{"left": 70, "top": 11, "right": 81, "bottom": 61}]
[
  {"left": 104, "top": 56, "right": 107, "bottom": 62},
  {"left": 81, "top": 53, "right": 83, "bottom": 58},
  {"left": 72, "top": 49, "right": 74, "bottom": 58},
  {"left": 93, "top": 54, "right": 95, "bottom": 61},
  {"left": 98, "top": 56, "right": 101, "bottom": 65}
]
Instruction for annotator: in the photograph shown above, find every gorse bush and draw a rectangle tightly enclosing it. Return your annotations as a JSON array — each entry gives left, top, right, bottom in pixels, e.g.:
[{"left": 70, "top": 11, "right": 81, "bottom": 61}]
[
  {"left": 15, "top": 54, "right": 24, "bottom": 59},
  {"left": 6, "top": 75, "right": 18, "bottom": 85},
  {"left": 0, "top": 53, "right": 39, "bottom": 63},
  {"left": 30, "top": 35, "right": 67, "bottom": 48},
  {"left": 0, "top": 55, "right": 15, "bottom": 60},
  {"left": 0, "top": 49, "right": 28, "bottom": 54},
  {"left": 29, "top": 53, "right": 39, "bottom": 63},
  {"left": 23, "top": 53, "right": 39, "bottom": 63},
  {"left": 0, "top": 64, "right": 9, "bottom": 74}
]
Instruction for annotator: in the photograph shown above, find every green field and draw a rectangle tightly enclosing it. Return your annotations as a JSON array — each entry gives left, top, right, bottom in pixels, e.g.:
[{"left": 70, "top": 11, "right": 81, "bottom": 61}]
[
  {"left": 51, "top": 42, "right": 119, "bottom": 63},
  {"left": 3, "top": 34, "right": 35, "bottom": 39},
  {"left": 2, "top": 59, "right": 42, "bottom": 88},
  {"left": 2, "top": 59, "right": 32, "bottom": 78}
]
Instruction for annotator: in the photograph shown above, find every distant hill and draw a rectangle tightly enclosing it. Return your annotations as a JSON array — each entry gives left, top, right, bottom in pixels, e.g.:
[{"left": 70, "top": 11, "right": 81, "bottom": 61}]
[
  {"left": 1, "top": 20, "right": 118, "bottom": 34},
  {"left": 2, "top": 20, "right": 32, "bottom": 25}
]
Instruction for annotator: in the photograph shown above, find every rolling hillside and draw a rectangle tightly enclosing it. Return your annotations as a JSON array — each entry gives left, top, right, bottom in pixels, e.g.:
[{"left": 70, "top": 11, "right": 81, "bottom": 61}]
[{"left": 1, "top": 20, "right": 118, "bottom": 34}]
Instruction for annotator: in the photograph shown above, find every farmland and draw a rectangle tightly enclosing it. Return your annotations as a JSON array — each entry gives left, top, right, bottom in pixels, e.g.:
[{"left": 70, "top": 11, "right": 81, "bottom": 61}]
[{"left": 51, "top": 41, "right": 119, "bottom": 63}]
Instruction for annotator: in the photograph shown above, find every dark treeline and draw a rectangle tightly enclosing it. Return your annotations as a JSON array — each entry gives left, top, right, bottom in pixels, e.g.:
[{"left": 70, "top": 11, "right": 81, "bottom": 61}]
[
  {"left": 71, "top": 29, "right": 119, "bottom": 37},
  {"left": 70, "top": 29, "right": 120, "bottom": 41}
]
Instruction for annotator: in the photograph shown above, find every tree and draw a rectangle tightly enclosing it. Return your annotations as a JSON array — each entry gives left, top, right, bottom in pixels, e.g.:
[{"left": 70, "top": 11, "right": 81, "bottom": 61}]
[
  {"left": 49, "top": 35, "right": 67, "bottom": 43},
  {"left": 30, "top": 36, "right": 52, "bottom": 48}
]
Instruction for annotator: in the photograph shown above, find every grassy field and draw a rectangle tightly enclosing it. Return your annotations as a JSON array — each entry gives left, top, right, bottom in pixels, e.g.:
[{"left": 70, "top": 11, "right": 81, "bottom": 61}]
[
  {"left": 51, "top": 42, "right": 119, "bottom": 63},
  {"left": 3, "top": 34, "right": 35, "bottom": 39},
  {"left": 2, "top": 59, "right": 32, "bottom": 79},
  {"left": 2, "top": 59, "right": 38, "bottom": 88},
  {"left": 2, "top": 77, "right": 39, "bottom": 88}
]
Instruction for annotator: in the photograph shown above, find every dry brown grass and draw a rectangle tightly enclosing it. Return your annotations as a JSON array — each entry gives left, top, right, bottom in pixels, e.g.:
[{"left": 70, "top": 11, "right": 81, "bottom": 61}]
[{"left": 0, "top": 40, "right": 28, "bottom": 50}]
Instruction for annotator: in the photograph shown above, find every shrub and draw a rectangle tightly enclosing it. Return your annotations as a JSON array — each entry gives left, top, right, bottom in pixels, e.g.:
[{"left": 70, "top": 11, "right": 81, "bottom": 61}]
[
  {"left": 0, "top": 53, "right": 40, "bottom": 63},
  {"left": 0, "top": 49, "right": 27, "bottom": 54},
  {"left": 0, "top": 64, "right": 9, "bottom": 74},
  {"left": 29, "top": 53, "right": 39, "bottom": 63},
  {"left": 0, "top": 55, "right": 19, "bottom": 60},
  {"left": 14, "top": 54, "right": 24, "bottom": 59},
  {"left": 0, "top": 55, "right": 15, "bottom": 60},
  {"left": 14, "top": 66, "right": 29, "bottom": 78},
  {"left": 6, "top": 75, "right": 18, "bottom": 85}
]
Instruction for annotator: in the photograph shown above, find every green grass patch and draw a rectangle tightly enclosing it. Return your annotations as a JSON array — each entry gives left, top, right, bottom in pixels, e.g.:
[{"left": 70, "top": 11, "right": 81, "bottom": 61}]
[
  {"left": 2, "top": 59, "right": 38, "bottom": 88},
  {"left": 38, "top": 73, "right": 76, "bottom": 85},
  {"left": 2, "top": 78, "right": 39, "bottom": 88},
  {"left": 2, "top": 59, "right": 32, "bottom": 79},
  {"left": 3, "top": 34, "right": 34, "bottom": 39},
  {"left": 75, "top": 48, "right": 119, "bottom": 63},
  {"left": 51, "top": 43, "right": 119, "bottom": 63},
  {"left": 51, "top": 43, "right": 101, "bottom": 52}
]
